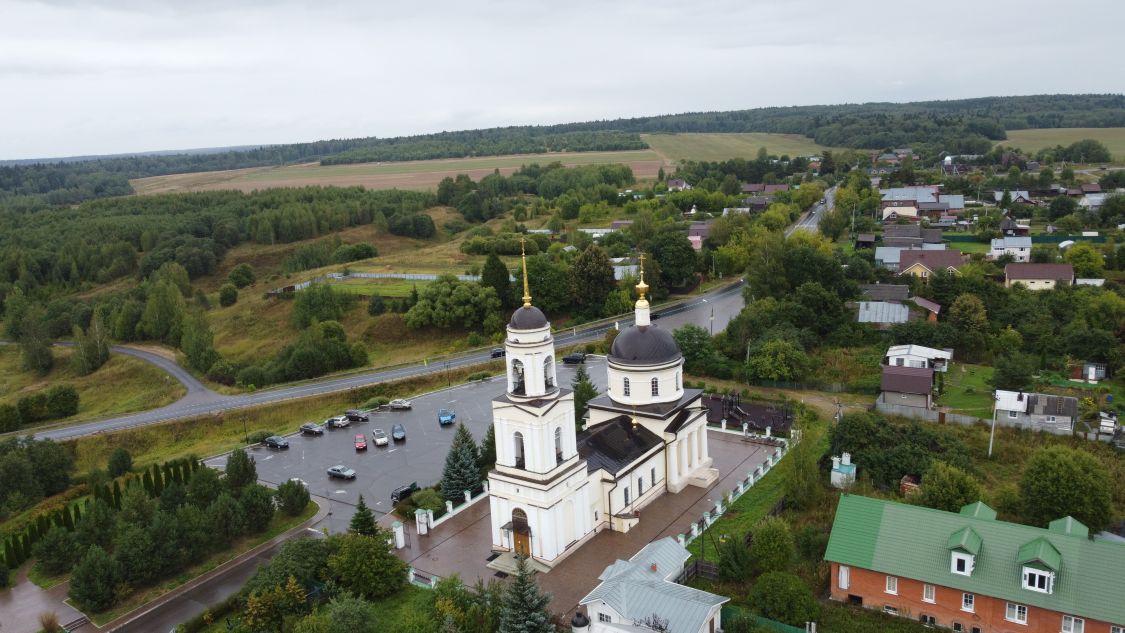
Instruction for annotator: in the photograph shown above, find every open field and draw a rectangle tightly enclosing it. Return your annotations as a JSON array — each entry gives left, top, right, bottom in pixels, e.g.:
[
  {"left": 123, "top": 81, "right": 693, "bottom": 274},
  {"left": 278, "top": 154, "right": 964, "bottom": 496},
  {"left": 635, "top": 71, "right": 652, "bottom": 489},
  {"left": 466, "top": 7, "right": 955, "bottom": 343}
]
[
  {"left": 936, "top": 363, "right": 994, "bottom": 417},
  {"left": 1002, "top": 127, "right": 1125, "bottom": 160},
  {"left": 0, "top": 345, "right": 185, "bottom": 425},
  {"left": 130, "top": 149, "right": 664, "bottom": 194},
  {"left": 643, "top": 132, "right": 837, "bottom": 163}
]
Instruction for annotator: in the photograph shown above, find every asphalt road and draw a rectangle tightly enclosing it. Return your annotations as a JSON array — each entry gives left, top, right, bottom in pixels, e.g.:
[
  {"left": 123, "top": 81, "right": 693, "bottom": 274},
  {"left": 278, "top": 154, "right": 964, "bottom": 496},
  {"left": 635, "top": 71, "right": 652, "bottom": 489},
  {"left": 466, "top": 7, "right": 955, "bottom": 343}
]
[
  {"left": 35, "top": 281, "right": 746, "bottom": 442},
  {"left": 207, "top": 358, "right": 613, "bottom": 519},
  {"left": 786, "top": 186, "right": 835, "bottom": 235}
]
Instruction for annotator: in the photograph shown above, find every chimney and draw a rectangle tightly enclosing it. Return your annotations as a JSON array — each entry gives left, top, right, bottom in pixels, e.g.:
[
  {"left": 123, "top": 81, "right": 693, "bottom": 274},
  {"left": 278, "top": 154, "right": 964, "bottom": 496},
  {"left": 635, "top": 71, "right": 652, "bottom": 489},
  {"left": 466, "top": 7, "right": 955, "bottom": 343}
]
[
  {"left": 842, "top": 452, "right": 851, "bottom": 466},
  {"left": 650, "top": 562, "right": 658, "bottom": 573},
  {"left": 831, "top": 456, "right": 841, "bottom": 470}
]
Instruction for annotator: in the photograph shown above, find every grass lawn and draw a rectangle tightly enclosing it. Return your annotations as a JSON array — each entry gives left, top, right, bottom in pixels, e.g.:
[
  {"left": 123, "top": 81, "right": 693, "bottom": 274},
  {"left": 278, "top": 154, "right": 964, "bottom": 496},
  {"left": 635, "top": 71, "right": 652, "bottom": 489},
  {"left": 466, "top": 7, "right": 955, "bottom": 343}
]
[
  {"left": 0, "top": 346, "right": 185, "bottom": 427},
  {"left": 686, "top": 464, "right": 787, "bottom": 563},
  {"left": 806, "top": 346, "right": 883, "bottom": 391},
  {"left": 936, "top": 364, "right": 994, "bottom": 418},
  {"left": 1003, "top": 128, "right": 1125, "bottom": 161},
  {"left": 333, "top": 277, "right": 429, "bottom": 298},
  {"left": 950, "top": 240, "right": 990, "bottom": 254},
  {"left": 90, "top": 500, "right": 320, "bottom": 626},
  {"left": 27, "top": 564, "right": 68, "bottom": 590},
  {"left": 643, "top": 133, "right": 838, "bottom": 162}
]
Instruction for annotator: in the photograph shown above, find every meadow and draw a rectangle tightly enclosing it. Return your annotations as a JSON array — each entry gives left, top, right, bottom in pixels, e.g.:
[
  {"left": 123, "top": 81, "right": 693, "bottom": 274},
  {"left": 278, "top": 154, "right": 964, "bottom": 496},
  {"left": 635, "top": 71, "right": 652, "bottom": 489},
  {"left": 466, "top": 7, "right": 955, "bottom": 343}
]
[
  {"left": 643, "top": 132, "right": 836, "bottom": 162},
  {"left": 1002, "top": 127, "right": 1125, "bottom": 160}
]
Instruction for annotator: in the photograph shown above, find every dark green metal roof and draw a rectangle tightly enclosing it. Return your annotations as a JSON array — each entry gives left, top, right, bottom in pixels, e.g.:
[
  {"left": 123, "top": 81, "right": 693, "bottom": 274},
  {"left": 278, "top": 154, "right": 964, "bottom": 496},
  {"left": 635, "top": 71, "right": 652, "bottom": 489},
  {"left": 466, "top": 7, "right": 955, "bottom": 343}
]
[{"left": 825, "top": 495, "right": 1125, "bottom": 626}]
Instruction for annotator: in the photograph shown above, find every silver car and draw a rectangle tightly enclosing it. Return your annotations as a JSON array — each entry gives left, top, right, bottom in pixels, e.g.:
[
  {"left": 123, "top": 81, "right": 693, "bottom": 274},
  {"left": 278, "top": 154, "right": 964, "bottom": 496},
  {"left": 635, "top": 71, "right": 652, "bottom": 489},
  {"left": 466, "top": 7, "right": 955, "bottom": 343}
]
[
  {"left": 372, "top": 429, "right": 389, "bottom": 446},
  {"left": 326, "top": 465, "right": 357, "bottom": 480}
]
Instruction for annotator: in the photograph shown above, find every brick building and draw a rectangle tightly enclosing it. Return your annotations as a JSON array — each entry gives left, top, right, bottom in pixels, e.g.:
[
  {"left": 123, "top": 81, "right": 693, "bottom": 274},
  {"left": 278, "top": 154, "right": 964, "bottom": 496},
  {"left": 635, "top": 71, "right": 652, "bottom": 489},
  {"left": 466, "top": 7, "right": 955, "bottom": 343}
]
[{"left": 826, "top": 495, "right": 1125, "bottom": 633}]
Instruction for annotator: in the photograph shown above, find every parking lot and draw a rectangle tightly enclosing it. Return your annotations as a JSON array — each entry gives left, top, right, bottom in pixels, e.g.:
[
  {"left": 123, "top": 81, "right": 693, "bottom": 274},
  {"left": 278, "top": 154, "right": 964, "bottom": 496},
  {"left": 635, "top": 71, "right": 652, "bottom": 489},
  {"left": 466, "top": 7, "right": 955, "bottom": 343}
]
[{"left": 207, "top": 358, "right": 609, "bottom": 517}]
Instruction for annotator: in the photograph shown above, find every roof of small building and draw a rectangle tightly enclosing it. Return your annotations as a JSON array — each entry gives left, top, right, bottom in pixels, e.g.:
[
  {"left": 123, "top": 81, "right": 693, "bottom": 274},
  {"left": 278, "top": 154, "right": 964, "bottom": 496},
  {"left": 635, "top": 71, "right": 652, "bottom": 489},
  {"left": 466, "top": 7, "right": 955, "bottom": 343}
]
[
  {"left": 581, "top": 537, "right": 728, "bottom": 633},
  {"left": 880, "top": 365, "right": 933, "bottom": 395},
  {"left": 886, "top": 344, "right": 952, "bottom": 360},
  {"left": 883, "top": 225, "right": 922, "bottom": 239},
  {"left": 874, "top": 246, "right": 904, "bottom": 264},
  {"left": 1004, "top": 263, "right": 1074, "bottom": 281},
  {"left": 857, "top": 301, "right": 910, "bottom": 324},
  {"left": 910, "top": 296, "right": 941, "bottom": 314},
  {"left": 991, "top": 236, "right": 1033, "bottom": 249},
  {"left": 898, "top": 249, "right": 964, "bottom": 273},
  {"left": 858, "top": 284, "right": 910, "bottom": 303},
  {"left": 825, "top": 495, "right": 1125, "bottom": 625},
  {"left": 938, "top": 194, "right": 965, "bottom": 208}
]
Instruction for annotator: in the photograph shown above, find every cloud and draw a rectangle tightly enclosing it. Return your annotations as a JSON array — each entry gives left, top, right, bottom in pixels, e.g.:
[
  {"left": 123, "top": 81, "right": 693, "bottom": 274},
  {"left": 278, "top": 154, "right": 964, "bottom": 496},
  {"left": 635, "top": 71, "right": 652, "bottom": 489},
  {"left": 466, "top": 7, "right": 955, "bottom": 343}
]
[{"left": 0, "top": 0, "right": 1121, "bottom": 158}]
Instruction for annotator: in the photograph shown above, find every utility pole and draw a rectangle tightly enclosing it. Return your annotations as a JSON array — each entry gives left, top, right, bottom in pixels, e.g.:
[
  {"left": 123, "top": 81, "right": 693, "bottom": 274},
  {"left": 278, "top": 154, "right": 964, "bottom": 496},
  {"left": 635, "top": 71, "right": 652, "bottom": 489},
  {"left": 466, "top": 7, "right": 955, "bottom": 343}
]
[{"left": 988, "top": 394, "right": 999, "bottom": 458}]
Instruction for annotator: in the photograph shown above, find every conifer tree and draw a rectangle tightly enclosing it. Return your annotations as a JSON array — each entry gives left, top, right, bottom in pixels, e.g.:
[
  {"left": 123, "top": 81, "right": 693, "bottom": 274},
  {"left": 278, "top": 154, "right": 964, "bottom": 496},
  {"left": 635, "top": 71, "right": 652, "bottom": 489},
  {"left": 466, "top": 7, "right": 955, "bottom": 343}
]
[
  {"left": 440, "top": 423, "right": 481, "bottom": 502},
  {"left": 478, "top": 423, "right": 496, "bottom": 473},
  {"left": 572, "top": 364, "right": 598, "bottom": 429},
  {"left": 225, "top": 448, "right": 258, "bottom": 493},
  {"left": 349, "top": 495, "right": 377, "bottom": 536},
  {"left": 498, "top": 556, "right": 555, "bottom": 633}
]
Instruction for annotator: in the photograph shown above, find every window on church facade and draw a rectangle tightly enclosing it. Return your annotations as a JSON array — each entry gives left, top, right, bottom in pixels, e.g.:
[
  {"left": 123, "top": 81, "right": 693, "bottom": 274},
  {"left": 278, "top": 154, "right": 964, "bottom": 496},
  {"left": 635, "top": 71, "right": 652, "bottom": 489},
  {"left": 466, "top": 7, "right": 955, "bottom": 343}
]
[
  {"left": 513, "top": 432, "right": 525, "bottom": 469},
  {"left": 543, "top": 356, "right": 555, "bottom": 389},
  {"left": 623, "top": 377, "right": 630, "bottom": 396},
  {"left": 651, "top": 377, "right": 659, "bottom": 396},
  {"left": 554, "top": 427, "right": 562, "bottom": 465},
  {"left": 623, "top": 486, "right": 630, "bottom": 505},
  {"left": 638, "top": 476, "right": 644, "bottom": 496}
]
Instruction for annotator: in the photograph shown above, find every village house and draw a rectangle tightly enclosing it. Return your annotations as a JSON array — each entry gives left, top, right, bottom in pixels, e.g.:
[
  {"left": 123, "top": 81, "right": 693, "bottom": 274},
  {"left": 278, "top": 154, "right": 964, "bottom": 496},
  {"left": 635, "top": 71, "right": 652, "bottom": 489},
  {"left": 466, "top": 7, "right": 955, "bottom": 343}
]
[
  {"left": 1004, "top": 263, "right": 1074, "bottom": 290},
  {"left": 999, "top": 215, "right": 1031, "bottom": 236},
  {"left": 826, "top": 495, "right": 1125, "bottom": 633},
  {"left": 687, "top": 222, "right": 710, "bottom": 251},
  {"left": 989, "top": 236, "right": 1032, "bottom": 262},
  {"left": 911, "top": 296, "right": 942, "bottom": 322},
  {"left": 885, "top": 344, "right": 953, "bottom": 372},
  {"left": 879, "top": 365, "right": 934, "bottom": 408},
  {"left": 573, "top": 538, "right": 728, "bottom": 633},
  {"left": 898, "top": 250, "right": 965, "bottom": 280},
  {"left": 666, "top": 178, "right": 691, "bottom": 192},
  {"left": 993, "top": 190, "right": 1033, "bottom": 205},
  {"left": 859, "top": 283, "right": 910, "bottom": 303},
  {"left": 994, "top": 390, "right": 1079, "bottom": 434},
  {"left": 856, "top": 233, "right": 876, "bottom": 249}
]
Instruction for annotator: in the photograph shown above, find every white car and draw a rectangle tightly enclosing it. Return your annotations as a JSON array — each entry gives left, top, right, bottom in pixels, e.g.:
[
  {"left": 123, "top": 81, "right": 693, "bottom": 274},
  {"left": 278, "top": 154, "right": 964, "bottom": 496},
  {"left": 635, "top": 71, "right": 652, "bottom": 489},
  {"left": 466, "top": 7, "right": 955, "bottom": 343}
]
[
  {"left": 325, "top": 415, "right": 349, "bottom": 429},
  {"left": 388, "top": 399, "right": 412, "bottom": 410},
  {"left": 372, "top": 429, "right": 389, "bottom": 446}
]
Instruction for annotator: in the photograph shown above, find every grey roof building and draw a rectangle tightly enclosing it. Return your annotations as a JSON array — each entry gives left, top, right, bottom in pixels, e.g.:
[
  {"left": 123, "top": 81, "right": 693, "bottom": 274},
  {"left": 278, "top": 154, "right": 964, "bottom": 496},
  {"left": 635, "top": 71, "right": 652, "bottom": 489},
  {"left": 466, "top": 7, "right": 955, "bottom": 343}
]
[
  {"left": 857, "top": 301, "right": 910, "bottom": 326},
  {"left": 859, "top": 284, "right": 910, "bottom": 303},
  {"left": 579, "top": 537, "right": 728, "bottom": 633}
]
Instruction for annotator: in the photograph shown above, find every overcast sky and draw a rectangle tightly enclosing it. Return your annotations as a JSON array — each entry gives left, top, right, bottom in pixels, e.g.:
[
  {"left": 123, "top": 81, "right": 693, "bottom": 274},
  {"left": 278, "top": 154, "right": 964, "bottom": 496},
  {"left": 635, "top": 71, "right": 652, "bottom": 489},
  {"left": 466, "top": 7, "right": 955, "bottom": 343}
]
[{"left": 1, "top": 0, "right": 1122, "bottom": 159}]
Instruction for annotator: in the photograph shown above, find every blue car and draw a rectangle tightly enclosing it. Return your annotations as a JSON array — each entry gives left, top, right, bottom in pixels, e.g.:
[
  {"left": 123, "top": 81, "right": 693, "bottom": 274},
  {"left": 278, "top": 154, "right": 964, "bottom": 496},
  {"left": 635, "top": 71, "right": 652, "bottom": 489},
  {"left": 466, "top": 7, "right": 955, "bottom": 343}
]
[{"left": 438, "top": 408, "right": 456, "bottom": 425}]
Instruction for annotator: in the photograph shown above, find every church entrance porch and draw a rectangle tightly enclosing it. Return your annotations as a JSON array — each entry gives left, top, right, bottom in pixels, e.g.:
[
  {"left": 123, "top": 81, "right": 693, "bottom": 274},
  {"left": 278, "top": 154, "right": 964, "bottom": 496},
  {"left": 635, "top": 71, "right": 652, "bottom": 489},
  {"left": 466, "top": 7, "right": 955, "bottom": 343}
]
[{"left": 510, "top": 509, "right": 531, "bottom": 557}]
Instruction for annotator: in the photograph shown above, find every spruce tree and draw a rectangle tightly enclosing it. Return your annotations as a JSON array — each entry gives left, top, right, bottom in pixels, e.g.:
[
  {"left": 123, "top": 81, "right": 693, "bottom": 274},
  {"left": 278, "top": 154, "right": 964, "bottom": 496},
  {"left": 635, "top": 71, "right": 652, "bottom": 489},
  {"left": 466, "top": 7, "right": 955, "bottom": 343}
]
[
  {"left": 572, "top": 364, "right": 598, "bottom": 429},
  {"left": 498, "top": 556, "right": 554, "bottom": 633},
  {"left": 440, "top": 423, "right": 481, "bottom": 503},
  {"left": 225, "top": 448, "right": 258, "bottom": 493},
  {"left": 477, "top": 423, "right": 496, "bottom": 473},
  {"left": 68, "top": 545, "right": 120, "bottom": 613},
  {"left": 481, "top": 253, "right": 513, "bottom": 309},
  {"left": 349, "top": 495, "right": 377, "bottom": 536}
]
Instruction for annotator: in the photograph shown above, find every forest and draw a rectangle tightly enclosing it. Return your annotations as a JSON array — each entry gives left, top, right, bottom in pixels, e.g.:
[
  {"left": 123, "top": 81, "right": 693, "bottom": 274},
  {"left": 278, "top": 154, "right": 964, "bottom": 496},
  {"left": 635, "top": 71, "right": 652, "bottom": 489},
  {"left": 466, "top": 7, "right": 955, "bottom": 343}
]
[{"left": 3, "top": 94, "right": 1122, "bottom": 206}]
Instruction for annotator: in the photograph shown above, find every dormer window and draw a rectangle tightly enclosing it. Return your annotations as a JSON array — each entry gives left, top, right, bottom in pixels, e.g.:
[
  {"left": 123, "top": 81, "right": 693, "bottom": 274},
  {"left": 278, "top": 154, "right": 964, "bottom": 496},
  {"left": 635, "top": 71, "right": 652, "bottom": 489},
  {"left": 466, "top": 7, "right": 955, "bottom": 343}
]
[
  {"left": 951, "top": 552, "right": 974, "bottom": 576},
  {"left": 1022, "top": 567, "right": 1053, "bottom": 594}
]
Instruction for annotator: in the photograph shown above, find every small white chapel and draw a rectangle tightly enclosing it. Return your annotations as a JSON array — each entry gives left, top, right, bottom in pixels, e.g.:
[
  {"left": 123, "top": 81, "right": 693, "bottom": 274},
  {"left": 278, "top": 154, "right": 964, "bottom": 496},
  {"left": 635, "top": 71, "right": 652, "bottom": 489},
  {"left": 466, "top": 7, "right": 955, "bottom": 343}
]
[{"left": 487, "top": 251, "right": 718, "bottom": 568}]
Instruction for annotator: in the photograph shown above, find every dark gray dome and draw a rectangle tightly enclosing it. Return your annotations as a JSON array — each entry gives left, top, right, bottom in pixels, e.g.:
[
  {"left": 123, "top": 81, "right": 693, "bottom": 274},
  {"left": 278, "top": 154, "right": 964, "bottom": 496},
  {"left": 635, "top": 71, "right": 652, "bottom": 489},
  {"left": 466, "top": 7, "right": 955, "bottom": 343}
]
[
  {"left": 609, "top": 325, "right": 682, "bottom": 365},
  {"left": 509, "top": 305, "right": 548, "bottom": 330}
]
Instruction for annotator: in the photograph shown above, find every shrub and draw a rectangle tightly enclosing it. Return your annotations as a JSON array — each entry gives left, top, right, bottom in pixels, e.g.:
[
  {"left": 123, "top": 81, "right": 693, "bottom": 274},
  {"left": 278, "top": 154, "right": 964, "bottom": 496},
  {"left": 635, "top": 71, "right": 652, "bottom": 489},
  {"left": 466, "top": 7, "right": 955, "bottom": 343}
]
[
  {"left": 750, "top": 516, "right": 795, "bottom": 575},
  {"left": 44, "top": 384, "right": 79, "bottom": 419},
  {"left": 411, "top": 488, "right": 445, "bottom": 514},
  {"left": 361, "top": 396, "right": 390, "bottom": 409},
  {"left": 0, "top": 562, "right": 8, "bottom": 588},
  {"left": 107, "top": 448, "right": 133, "bottom": 477},
  {"left": 207, "top": 359, "right": 238, "bottom": 385},
  {"left": 0, "top": 404, "right": 20, "bottom": 432},
  {"left": 237, "top": 365, "right": 269, "bottom": 389},
  {"left": 276, "top": 479, "right": 311, "bottom": 517},
  {"left": 228, "top": 263, "right": 256, "bottom": 288},
  {"left": 246, "top": 430, "right": 273, "bottom": 445},
  {"left": 748, "top": 571, "right": 819, "bottom": 626},
  {"left": 219, "top": 283, "right": 239, "bottom": 307}
]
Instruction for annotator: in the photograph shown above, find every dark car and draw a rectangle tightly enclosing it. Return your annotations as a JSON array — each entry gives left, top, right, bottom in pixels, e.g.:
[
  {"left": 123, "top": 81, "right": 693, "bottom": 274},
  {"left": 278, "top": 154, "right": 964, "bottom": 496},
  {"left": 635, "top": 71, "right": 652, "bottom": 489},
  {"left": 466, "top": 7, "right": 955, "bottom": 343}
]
[
  {"left": 391, "top": 423, "right": 406, "bottom": 442},
  {"left": 490, "top": 347, "right": 505, "bottom": 358},
  {"left": 345, "top": 409, "right": 369, "bottom": 422},
  {"left": 563, "top": 352, "right": 587, "bottom": 364},
  {"left": 327, "top": 465, "right": 357, "bottom": 480},
  {"left": 263, "top": 435, "right": 289, "bottom": 449},
  {"left": 299, "top": 422, "right": 325, "bottom": 436},
  {"left": 650, "top": 312, "right": 661, "bottom": 320},
  {"left": 391, "top": 482, "right": 419, "bottom": 504}
]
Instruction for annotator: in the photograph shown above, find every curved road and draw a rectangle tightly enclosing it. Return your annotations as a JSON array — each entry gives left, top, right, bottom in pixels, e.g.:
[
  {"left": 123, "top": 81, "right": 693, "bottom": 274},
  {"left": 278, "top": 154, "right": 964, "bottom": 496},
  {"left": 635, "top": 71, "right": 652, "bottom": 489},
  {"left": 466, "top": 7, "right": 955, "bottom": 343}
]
[{"left": 36, "top": 281, "right": 747, "bottom": 442}]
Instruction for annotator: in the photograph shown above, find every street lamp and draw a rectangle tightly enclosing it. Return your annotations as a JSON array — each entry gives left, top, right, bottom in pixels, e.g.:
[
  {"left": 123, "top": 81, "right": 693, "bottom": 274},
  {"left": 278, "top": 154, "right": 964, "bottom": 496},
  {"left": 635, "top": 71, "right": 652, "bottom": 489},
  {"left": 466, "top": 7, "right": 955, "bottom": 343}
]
[{"left": 988, "top": 394, "right": 1000, "bottom": 458}]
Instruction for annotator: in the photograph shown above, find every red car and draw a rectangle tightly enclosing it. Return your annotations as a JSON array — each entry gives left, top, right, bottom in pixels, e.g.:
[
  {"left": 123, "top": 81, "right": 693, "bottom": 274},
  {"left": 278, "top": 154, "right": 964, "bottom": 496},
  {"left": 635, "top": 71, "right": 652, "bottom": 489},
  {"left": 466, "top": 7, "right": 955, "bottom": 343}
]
[{"left": 354, "top": 434, "right": 367, "bottom": 451}]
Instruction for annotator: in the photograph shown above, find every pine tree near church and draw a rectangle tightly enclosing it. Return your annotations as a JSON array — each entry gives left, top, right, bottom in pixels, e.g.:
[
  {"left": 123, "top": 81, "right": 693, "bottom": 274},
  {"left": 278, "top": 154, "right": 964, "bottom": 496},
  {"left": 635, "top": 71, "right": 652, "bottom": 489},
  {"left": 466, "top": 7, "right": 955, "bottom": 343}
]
[
  {"left": 349, "top": 495, "right": 377, "bottom": 536},
  {"left": 498, "top": 555, "right": 555, "bottom": 633},
  {"left": 572, "top": 364, "right": 598, "bottom": 430},
  {"left": 440, "top": 423, "right": 481, "bottom": 503}
]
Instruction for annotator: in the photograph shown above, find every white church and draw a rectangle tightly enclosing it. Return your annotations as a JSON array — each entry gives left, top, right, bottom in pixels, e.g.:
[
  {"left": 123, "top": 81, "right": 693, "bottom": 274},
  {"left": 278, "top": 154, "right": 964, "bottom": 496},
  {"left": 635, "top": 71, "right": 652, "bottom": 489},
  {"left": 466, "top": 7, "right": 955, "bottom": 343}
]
[{"left": 487, "top": 253, "right": 718, "bottom": 567}]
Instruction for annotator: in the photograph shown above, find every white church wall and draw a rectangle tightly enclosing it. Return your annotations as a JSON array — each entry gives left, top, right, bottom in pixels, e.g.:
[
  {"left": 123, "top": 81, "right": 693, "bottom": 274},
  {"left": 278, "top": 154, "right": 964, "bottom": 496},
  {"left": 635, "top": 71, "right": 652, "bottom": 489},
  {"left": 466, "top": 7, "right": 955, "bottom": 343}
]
[{"left": 604, "top": 359, "right": 684, "bottom": 407}]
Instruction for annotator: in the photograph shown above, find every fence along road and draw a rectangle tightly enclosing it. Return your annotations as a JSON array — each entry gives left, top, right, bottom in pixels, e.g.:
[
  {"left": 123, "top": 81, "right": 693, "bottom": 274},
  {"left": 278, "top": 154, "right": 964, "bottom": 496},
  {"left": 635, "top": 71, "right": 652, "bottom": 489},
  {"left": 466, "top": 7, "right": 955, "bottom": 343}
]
[{"left": 34, "top": 280, "right": 746, "bottom": 442}]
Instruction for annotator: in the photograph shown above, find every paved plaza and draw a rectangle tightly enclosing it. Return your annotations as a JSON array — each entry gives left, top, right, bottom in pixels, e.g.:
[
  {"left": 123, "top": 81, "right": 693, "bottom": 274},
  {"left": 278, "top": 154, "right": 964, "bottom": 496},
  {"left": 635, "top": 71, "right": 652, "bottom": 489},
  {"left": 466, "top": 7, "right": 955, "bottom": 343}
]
[{"left": 380, "top": 430, "right": 776, "bottom": 616}]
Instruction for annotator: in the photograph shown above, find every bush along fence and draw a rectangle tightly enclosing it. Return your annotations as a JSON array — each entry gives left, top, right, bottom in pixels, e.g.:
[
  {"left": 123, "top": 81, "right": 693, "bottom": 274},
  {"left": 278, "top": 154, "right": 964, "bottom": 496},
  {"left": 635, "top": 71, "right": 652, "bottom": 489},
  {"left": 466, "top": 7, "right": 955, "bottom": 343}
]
[
  {"left": 721, "top": 605, "right": 814, "bottom": 633},
  {"left": 392, "top": 483, "right": 491, "bottom": 590},
  {"left": 1, "top": 456, "right": 202, "bottom": 570}
]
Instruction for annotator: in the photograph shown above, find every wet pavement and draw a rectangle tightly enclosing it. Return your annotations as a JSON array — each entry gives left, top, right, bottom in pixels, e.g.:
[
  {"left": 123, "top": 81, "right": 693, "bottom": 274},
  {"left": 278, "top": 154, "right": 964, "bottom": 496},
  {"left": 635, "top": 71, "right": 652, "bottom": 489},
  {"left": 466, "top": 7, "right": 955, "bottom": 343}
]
[{"left": 0, "top": 563, "right": 84, "bottom": 633}]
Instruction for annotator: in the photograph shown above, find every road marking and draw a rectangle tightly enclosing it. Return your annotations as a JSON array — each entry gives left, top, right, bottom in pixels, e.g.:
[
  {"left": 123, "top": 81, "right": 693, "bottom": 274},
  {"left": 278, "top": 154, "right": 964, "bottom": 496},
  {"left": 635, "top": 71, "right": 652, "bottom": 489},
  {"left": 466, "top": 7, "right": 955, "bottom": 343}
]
[{"left": 334, "top": 490, "right": 348, "bottom": 495}]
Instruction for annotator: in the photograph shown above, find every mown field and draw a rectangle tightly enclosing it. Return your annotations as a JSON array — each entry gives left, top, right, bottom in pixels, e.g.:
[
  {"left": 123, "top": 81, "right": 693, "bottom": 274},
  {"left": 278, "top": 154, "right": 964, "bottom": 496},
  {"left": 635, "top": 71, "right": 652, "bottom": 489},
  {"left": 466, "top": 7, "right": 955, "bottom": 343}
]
[
  {"left": 0, "top": 345, "right": 185, "bottom": 425},
  {"left": 1002, "top": 127, "right": 1125, "bottom": 160},
  {"left": 643, "top": 132, "right": 837, "bottom": 162},
  {"left": 130, "top": 149, "right": 664, "bottom": 194}
]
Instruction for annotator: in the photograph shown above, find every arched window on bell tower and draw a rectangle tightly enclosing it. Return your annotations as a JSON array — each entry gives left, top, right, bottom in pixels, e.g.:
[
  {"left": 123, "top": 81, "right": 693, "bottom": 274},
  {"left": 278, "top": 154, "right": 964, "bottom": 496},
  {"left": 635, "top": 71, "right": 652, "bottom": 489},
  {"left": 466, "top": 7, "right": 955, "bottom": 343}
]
[
  {"left": 543, "top": 356, "right": 556, "bottom": 390},
  {"left": 554, "top": 427, "right": 563, "bottom": 465},
  {"left": 513, "top": 431, "right": 525, "bottom": 469},
  {"left": 510, "top": 359, "right": 525, "bottom": 395}
]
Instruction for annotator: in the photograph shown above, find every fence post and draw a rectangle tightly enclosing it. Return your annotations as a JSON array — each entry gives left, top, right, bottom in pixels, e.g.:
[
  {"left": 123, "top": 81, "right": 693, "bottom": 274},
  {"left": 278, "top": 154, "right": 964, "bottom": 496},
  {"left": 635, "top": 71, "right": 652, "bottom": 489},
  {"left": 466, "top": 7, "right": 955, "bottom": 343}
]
[
  {"left": 408, "top": 566, "right": 416, "bottom": 583},
  {"left": 444, "top": 501, "right": 453, "bottom": 516},
  {"left": 392, "top": 521, "right": 405, "bottom": 549},
  {"left": 415, "top": 509, "right": 429, "bottom": 535},
  {"left": 464, "top": 490, "right": 472, "bottom": 504}
]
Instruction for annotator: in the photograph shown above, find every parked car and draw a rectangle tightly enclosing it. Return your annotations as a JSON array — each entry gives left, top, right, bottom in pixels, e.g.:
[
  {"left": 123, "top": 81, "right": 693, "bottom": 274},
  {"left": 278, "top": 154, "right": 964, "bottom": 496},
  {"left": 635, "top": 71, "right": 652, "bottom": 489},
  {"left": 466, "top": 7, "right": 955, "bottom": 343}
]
[
  {"left": 391, "top": 482, "right": 419, "bottom": 504},
  {"left": 372, "top": 429, "right": 389, "bottom": 446},
  {"left": 263, "top": 435, "right": 289, "bottom": 449},
  {"left": 326, "top": 465, "right": 356, "bottom": 480},
  {"left": 490, "top": 347, "right": 506, "bottom": 358},
  {"left": 325, "top": 416, "right": 349, "bottom": 429},
  {"left": 438, "top": 409, "right": 456, "bottom": 425},
  {"left": 388, "top": 399, "right": 412, "bottom": 410},
  {"left": 563, "top": 352, "right": 587, "bottom": 364},
  {"left": 299, "top": 422, "right": 325, "bottom": 436},
  {"left": 391, "top": 423, "right": 406, "bottom": 442},
  {"left": 354, "top": 434, "right": 367, "bottom": 451},
  {"left": 650, "top": 312, "right": 661, "bottom": 320},
  {"left": 345, "top": 409, "right": 369, "bottom": 422}
]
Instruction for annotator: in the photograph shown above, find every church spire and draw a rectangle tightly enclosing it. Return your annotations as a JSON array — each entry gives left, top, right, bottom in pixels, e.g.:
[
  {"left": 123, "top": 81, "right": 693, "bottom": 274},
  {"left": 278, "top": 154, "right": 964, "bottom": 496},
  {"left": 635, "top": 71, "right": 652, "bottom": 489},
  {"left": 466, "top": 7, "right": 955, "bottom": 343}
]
[
  {"left": 634, "top": 252, "right": 651, "bottom": 327},
  {"left": 520, "top": 237, "right": 532, "bottom": 308}
]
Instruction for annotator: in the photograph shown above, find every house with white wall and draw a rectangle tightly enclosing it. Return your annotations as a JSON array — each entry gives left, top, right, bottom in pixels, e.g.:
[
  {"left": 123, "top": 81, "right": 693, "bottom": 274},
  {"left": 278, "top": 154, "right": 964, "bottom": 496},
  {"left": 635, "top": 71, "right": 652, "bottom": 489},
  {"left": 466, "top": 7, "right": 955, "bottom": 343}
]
[
  {"left": 994, "top": 390, "right": 1079, "bottom": 434},
  {"left": 885, "top": 345, "right": 953, "bottom": 372},
  {"left": 989, "top": 236, "right": 1032, "bottom": 262}
]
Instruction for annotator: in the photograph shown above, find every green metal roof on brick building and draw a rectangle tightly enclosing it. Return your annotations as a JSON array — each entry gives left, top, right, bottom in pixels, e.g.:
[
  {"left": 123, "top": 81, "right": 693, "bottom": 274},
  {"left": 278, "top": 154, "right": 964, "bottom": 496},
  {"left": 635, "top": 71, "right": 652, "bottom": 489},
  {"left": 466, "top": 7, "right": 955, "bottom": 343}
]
[{"left": 825, "top": 494, "right": 1125, "bottom": 627}]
